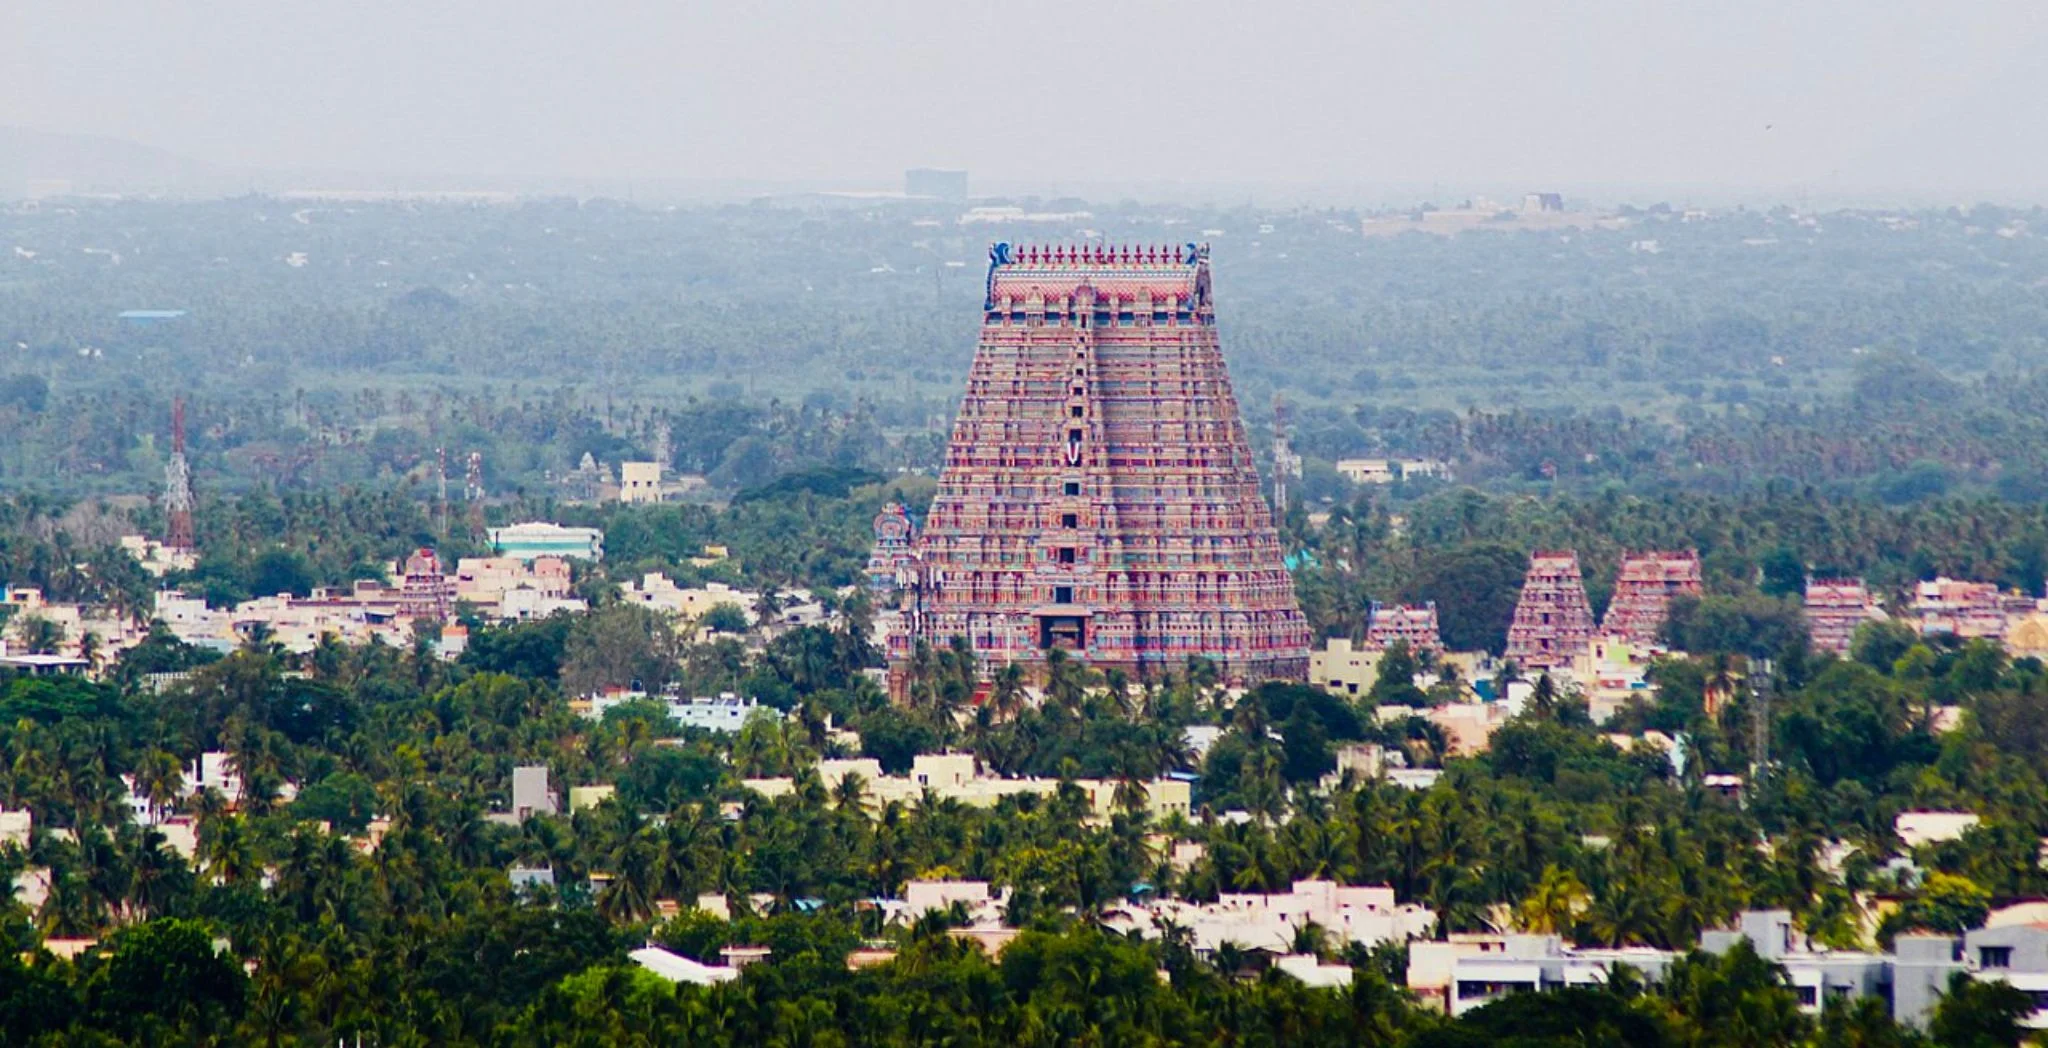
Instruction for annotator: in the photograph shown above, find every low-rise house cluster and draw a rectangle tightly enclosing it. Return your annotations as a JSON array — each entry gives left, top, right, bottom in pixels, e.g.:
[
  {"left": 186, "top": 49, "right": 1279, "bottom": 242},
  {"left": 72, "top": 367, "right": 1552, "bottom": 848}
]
[
  {"left": 579, "top": 689, "right": 762, "bottom": 733},
  {"left": 118, "top": 534, "right": 197, "bottom": 576},
  {"left": 620, "top": 576, "right": 760, "bottom": 624},
  {"left": 151, "top": 552, "right": 588, "bottom": 656},
  {"left": 2, "top": 586, "right": 147, "bottom": 667},
  {"left": 741, "top": 754, "right": 1191, "bottom": 825},
  {"left": 1103, "top": 879, "right": 1435, "bottom": 958},
  {"left": 1334, "top": 458, "right": 1451, "bottom": 485},
  {"left": 1413, "top": 909, "right": 2048, "bottom": 1032},
  {"left": 1910, "top": 578, "right": 2018, "bottom": 640},
  {"left": 453, "top": 555, "right": 585, "bottom": 620}
]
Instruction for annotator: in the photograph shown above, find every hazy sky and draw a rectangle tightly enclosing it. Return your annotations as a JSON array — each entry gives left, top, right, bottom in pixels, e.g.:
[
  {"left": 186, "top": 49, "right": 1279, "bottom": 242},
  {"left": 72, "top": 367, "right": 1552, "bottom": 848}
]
[{"left": 8, "top": 1, "right": 2048, "bottom": 199}]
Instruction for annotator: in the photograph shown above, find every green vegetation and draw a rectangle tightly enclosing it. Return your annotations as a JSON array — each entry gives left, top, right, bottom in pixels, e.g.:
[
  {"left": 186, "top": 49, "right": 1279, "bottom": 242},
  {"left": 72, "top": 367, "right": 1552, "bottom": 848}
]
[
  {"left": 3, "top": 198, "right": 2048, "bottom": 1042},
  {"left": 6, "top": 199, "right": 2048, "bottom": 503},
  {"left": 0, "top": 554, "right": 2037, "bottom": 1041}
]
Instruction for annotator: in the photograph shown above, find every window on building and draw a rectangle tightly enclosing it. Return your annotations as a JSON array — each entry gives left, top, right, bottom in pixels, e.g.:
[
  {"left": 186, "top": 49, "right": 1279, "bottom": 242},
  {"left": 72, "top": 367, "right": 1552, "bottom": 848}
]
[
  {"left": 1057, "top": 547, "right": 1077, "bottom": 565},
  {"left": 1054, "top": 586, "right": 1073, "bottom": 604},
  {"left": 1980, "top": 946, "right": 2013, "bottom": 969},
  {"left": 1064, "top": 480, "right": 1081, "bottom": 496},
  {"left": 1061, "top": 513, "right": 1078, "bottom": 529},
  {"left": 1071, "top": 405, "right": 1084, "bottom": 418}
]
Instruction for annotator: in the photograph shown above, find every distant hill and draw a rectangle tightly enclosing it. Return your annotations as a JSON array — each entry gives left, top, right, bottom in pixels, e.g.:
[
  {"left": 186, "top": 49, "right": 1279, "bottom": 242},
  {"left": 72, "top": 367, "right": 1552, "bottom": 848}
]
[{"left": 0, "top": 126, "right": 224, "bottom": 198}]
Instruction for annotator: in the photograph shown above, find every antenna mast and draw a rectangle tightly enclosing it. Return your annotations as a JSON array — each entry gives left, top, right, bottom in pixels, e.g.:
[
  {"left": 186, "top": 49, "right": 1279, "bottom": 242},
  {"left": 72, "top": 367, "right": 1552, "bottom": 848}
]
[
  {"left": 652, "top": 422, "right": 672, "bottom": 480},
  {"left": 436, "top": 447, "right": 449, "bottom": 541},
  {"left": 1270, "top": 393, "right": 1300, "bottom": 516},
  {"left": 163, "top": 398, "right": 195, "bottom": 552},
  {"left": 465, "top": 451, "right": 485, "bottom": 539}
]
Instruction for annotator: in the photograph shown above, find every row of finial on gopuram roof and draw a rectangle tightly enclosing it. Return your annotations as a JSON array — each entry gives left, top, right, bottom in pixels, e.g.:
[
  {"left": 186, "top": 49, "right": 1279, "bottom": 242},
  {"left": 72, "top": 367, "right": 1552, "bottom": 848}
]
[{"left": 990, "top": 242, "right": 1206, "bottom": 267}]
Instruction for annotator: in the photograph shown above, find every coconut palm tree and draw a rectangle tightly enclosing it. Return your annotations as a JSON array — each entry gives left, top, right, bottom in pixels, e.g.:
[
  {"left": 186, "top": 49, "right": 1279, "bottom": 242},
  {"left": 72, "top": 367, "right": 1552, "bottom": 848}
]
[{"left": 1516, "top": 864, "right": 1591, "bottom": 935}]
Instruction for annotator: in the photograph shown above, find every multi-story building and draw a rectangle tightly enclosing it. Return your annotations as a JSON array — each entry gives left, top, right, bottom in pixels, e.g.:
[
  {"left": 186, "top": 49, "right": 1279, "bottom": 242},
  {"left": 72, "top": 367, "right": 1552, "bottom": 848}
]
[
  {"left": 1504, "top": 551, "right": 1595, "bottom": 670},
  {"left": 617, "top": 461, "right": 665, "bottom": 504},
  {"left": 1310, "top": 637, "right": 1380, "bottom": 697},
  {"left": 1601, "top": 550, "right": 1702, "bottom": 645},
  {"left": 889, "top": 243, "right": 1308, "bottom": 685}
]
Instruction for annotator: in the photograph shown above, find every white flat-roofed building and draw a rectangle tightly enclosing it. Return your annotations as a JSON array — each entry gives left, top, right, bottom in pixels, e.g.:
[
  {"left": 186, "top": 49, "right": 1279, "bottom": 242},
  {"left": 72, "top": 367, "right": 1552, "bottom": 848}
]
[
  {"left": 1106, "top": 879, "right": 1434, "bottom": 957},
  {"left": 489, "top": 522, "right": 604, "bottom": 562},
  {"left": 586, "top": 690, "right": 763, "bottom": 734},
  {"left": 1440, "top": 911, "right": 1898, "bottom": 1021}
]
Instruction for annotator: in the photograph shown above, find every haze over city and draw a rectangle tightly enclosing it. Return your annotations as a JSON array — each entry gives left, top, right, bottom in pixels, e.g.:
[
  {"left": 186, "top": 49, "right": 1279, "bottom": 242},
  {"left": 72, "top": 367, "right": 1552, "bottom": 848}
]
[
  {"left": 7, "top": 1, "right": 2048, "bottom": 202},
  {"left": 9, "top": 5, "right": 2048, "bottom": 1045}
]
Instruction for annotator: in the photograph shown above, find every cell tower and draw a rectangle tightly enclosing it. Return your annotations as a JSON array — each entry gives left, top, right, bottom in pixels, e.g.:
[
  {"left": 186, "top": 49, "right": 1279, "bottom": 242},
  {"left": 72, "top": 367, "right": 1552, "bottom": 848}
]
[
  {"left": 465, "top": 451, "right": 485, "bottom": 539},
  {"left": 652, "top": 422, "right": 672, "bottom": 478},
  {"left": 163, "top": 398, "right": 195, "bottom": 552},
  {"left": 436, "top": 447, "right": 449, "bottom": 540},
  {"left": 1271, "top": 394, "right": 1301, "bottom": 515}
]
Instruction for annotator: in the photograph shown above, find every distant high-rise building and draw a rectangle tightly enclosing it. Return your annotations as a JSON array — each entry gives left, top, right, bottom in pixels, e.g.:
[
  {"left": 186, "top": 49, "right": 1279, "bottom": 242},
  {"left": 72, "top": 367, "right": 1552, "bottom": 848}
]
[
  {"left": 1504, "top": 551, "right": 1595, "bottom": 670},
  {"left": 1602, "top": 550, "right": 1703, "bottom": 645},
  {"left": 887, "top": 242, "right": 1309, "bottom": 686},
  {"left": 905, "top": 168, "right": 968, "bottom": 201}
]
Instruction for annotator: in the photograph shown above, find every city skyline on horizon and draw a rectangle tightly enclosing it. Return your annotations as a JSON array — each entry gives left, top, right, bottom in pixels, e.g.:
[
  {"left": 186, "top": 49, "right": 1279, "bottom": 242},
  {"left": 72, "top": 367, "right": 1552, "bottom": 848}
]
[{"left": 8, "top": 3, "right": 2048, "bottom": 206}]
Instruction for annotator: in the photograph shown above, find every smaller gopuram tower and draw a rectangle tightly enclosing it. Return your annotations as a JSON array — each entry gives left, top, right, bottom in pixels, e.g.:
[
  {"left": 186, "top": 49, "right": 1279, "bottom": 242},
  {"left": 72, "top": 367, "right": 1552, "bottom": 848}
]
[
  {"left": 1601, "top": 550, "right": 1703, "bottom": 645},
  {"left": 866, "top": 503, "right": 918, "bottom": 597},
  {"left": 1365, "top": 602, "right": 1442, "bottom": 653},
  {"left": 1504, "top": 550, "right": 1595, "bottom": 670},
  {"left": 1804, "top": 578, "right": 1873, "bottom": 656}
]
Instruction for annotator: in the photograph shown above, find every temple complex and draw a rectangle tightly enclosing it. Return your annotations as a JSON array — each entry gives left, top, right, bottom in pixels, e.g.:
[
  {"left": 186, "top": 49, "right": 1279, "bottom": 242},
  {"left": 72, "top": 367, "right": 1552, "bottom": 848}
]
[
  {"left": 1504, "top": 551, "right": 1595, "bottom": 670},
  {"left": 883, "top": 243, "right": 1309, "bottom": 685},
  {"left": 1805, "top": 578, "right": 1877, "bottom": 655},
  {"left": 1601, "top": 550, "right": 1703, "bottom": 645},
  {"left": 1365, "top": 602, "right": 1442, "bottom": 653}
]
